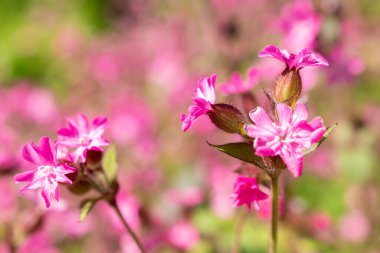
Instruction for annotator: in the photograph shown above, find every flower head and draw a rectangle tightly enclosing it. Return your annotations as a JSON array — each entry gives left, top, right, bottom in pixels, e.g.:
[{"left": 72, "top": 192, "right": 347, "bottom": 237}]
[
  {"left": 220, "top": 68, "right": 260, "bottom": 94},
  {"left": 259, "top": 45, "right": 329, "bottom": 70},
  {"left": 14, "top": 137, "right": 76, "bottom": 208},
  {"left": 231, "top": 176, "right": 268, "bottom": 211},
  {"left": 181, "top": 74, "right": 216, "bottom": 131},
  {"left": 57, "top": 114, "right": 109, "bottom": 162},
  {"left": 244, "top": 103, "right": 326, "bottom": 177}
]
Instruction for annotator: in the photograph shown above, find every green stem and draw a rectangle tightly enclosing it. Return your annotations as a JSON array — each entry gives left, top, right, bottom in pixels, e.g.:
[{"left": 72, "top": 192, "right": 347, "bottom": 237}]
[
  {"left": 112, "top": 202, "right": 146, "bottom": 253},
  {"left": 270, "top": 175, "right": 279, "bottom": 253},
  {"left": 232, "top": 209, "right": 247, "bottom": 253}
]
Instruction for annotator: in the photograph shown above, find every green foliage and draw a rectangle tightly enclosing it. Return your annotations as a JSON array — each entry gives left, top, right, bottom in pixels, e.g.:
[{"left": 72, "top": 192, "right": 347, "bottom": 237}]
[
  {"left": 207, "top": 141, "right": 267, "bottom": 169},
  {"left": 102, "top": 145, "right": 118, "bottom": 183},
  {"left": 79, "top": 198, "right": 99, "bottom": 222}
]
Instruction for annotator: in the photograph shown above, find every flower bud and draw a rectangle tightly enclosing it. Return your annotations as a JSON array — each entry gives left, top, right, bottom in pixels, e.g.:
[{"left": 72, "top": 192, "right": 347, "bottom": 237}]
[
  {"left": 208, "top": 103, "right": 247, "bottom": 135},
  {"left": 274, "top": 68, "right": 302, "bottom": 108}
]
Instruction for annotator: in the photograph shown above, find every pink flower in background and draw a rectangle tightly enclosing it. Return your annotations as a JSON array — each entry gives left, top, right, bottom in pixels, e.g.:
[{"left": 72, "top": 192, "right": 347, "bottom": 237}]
[
  {"left": 181, "top": 74, "right": 217, "bottom": 131},
  {"left": 259, "top": 45, "right": 329, "bottom": 70},
  {"left": 311, "top": 213, "right": 331, "bottom": 232},
  {"left": 14, "top": 137, "right": 76, "bottom": 208},
  {"left": 165, "top": 187, "right": 204, "bottom": 207},
  {"left": 339, "top": 212, "right": 370, "bottom": 243},
  {"left": 278, "top": 0, "right": 321, "bottom": 52},
  {"left": 231, "top": 176, "right": 268, "bottom": 211},
  {"left": 244, "top": 103, "right": 326, "bottom": 177},
  {"left": 57, "top": 114, "right": 109, "bottom": 162},
  {"left": 220, "top": 67, "right": 260, "bottom": 94},
  {"left": 167, "top": 220, "right": 199, "bottom": 250},
  {"left": 327, "top": 45, "right": 365, "bottom": 85},
  {"left": 18, "top": 232, "right": 59, "bottom": 253}
]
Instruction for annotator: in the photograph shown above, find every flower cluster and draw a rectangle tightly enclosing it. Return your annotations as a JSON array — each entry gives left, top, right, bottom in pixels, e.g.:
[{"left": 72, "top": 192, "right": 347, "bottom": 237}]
[
  {"left": 15, "top": 114, "right": 109, "bottom": 207},
  {"left": 182, "top": 45, "right": 331, "bottom": 213}
]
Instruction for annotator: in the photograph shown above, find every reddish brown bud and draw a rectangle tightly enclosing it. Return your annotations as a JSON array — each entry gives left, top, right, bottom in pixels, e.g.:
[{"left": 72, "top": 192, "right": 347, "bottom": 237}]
[{"left": 208, "top": 103, "right": 247, "bottom": 135}]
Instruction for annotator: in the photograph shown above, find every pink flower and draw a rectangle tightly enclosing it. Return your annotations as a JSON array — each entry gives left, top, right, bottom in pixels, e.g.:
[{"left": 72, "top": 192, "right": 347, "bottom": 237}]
[
  {"left": 57, "top": 114, "right": 109, "bottom": 162},
  {"left": 231, "top": 176, "right": 268, "bottom": 211},
  {"left": 167, "top": 221, "right": 199, "bottom": 250},
  {"left": 278, "top": 0, "right": 321, "bottom": 52},
  {"left": 220, "top": 68, "right": 260, "bottom": 94},
  {"left": 259, "top": 45, "right": 328, "bottom": 70},
  {"left": 244, "top": 103, "right": 326, "bottom": 177},
  {"left": 181, "top": 74, "right": 216, "bottom": 131},
  {"left": 14, "top": 137, "right": 76, "bottom": 208}
]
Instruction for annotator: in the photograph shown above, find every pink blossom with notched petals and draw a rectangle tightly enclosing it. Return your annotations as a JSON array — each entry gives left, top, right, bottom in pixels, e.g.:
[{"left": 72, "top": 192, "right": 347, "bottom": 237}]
[
  {"left": 57, "top": 114, "right": 109, "bottom": 163},
  {"left": 244, "top": 103, "right": 326, "bottom": 177},
  {"left": 231, "top": 176, "right": 268, "bottom": 211},
  {"left": 14, "top": 137, "right": 76, "bottom": 208},
  {"left": 181, "top": 74, "right": 217, "bottom": 131},
  {"left": 259, "top": 45, "right": 328, "bottom": 70},
  {"left": 220, "top": 67, "right": 260, "bottom": 94}
]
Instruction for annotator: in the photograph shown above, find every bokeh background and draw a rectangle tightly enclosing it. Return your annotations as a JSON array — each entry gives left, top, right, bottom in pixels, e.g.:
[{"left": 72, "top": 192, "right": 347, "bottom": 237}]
[{"left": 1, "top": 0, "right": 380, "bottom": 252}]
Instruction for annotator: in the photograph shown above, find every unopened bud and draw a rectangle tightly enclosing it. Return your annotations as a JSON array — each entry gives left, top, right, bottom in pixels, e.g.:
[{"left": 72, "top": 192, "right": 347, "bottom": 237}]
[
  {"left": 208, "top": 103, "right": 247, "bottom": 135},
  {"left": 274, "top": 68, "right": 302, "bottom": 108}
]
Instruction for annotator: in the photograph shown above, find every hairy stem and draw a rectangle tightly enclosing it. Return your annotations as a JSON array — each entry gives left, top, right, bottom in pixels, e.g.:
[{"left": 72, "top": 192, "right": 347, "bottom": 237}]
[
  {"left": 270, "top": 175, "right": 279, "bottom": 253},
  {"left": 112, "top": 201, "right": 146, "bottom": 253}
]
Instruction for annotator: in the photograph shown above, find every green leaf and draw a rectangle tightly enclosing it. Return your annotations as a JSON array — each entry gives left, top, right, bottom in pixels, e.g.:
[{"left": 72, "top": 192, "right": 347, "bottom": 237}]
[
  {"left": 102, "top": 145, "right": 118, "bottom": 182},
  {"left": 303, "top": 123, "right": 338, "bottom": 155},
  {"left": 79, "top": 198, "right": 99, "bottom": 222},
  {"left": 207, "top": 141, "right": 266, "bottom": 169}
]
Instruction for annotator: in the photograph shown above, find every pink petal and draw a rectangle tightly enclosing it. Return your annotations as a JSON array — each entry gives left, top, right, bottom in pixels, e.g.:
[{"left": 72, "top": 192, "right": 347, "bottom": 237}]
[
  {"left": 57, "top": 127, "right": 77, "bottom": 137},
  {"left": 14, "top": 170, "right": 35, "bottom": 183},
  {"left": 295, "top": 49, "right": 329, "bottom": 69},
  {"left": 293, "top": 103, "right": 309, "bottom": 122},
  {"left": 22, "top": 142, "right": 43, "bottom": 165},
  {"left": 248, "top": 106, "right": 273, "bottom": 126},
  {"left": 281, "top": 154, "right": 303, "bottom": 177},
  {"left": 276, "top": 103, "right": 293, "bottom": 125},
  {"left": 181, "top": 114, "right": 192, "bottom": 132},
  {"left": 92, "top": 116, "right": 107, "bottom": 127},
  {"left": 41, "top": 187, "right": 51, "bottom": 208},
  {"left": 258, "top": 45, "right": 291, "bottom": 65},
  {"left": 38, "top": 137, "right": 54, "bottom": 164}
]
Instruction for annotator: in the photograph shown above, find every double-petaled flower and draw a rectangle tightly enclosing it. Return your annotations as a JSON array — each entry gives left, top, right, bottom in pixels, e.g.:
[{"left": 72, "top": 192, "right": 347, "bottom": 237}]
[
  {"left": 231, "top": 176, "right": 268, "bottom": 211},
  {"left": 57, "top": 114, "right": 109, "bottom": 163},
  {"left": 244, "top": 103, "right": 326, "bottom": 177},
  {"left": 14, "top": 137, "right": 76, "bottom": 207}
]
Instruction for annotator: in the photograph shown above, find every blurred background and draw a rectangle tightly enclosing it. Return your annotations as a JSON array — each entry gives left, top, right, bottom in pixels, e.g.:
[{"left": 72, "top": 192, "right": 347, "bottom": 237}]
[{"left": 1, "top": 0, "right": 380, "bottom": 252}]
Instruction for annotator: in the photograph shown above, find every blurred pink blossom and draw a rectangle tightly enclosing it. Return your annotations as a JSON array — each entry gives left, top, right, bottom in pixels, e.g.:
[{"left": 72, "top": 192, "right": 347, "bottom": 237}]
[
  {"left": 231, "top": 176, "right": 268, "bottom": 211},
  {"left": 339, "top": 212, "right": 370, "bottom": 243},
  {"left": 278, "top": 0, "right": 321, "bottom": 51},
  {"left": 18, "top": 232, "right": 59, "bottom": 253},
  {"left": 245, "top": 103, "right": 326, "bottom": 177},
  {"left": 310, "top": 213, "right": 331, "bottom": 232},
  {"left": 181, "top": 74, "right": 217, "bottom": 132},
  {"left": 165, "top": 187, "right": 204, "bottom": 207},
  {"left": 220, "top": 67, "right": 260, "bottom": 94},
  {"left": 167, "top": 220, "right": 199, "bottom": 250},
  {"left": 0, "top": 178, "right": 17, "bottom": 222},
  {"left": 14, "top": 137, "right": 76, "bottom": 207},
  {"left": 327, "top": 45, "right": 365, "bottom": 85},
  {"left": 57, "top": 114, "right": 109, "bottom": 162}
]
